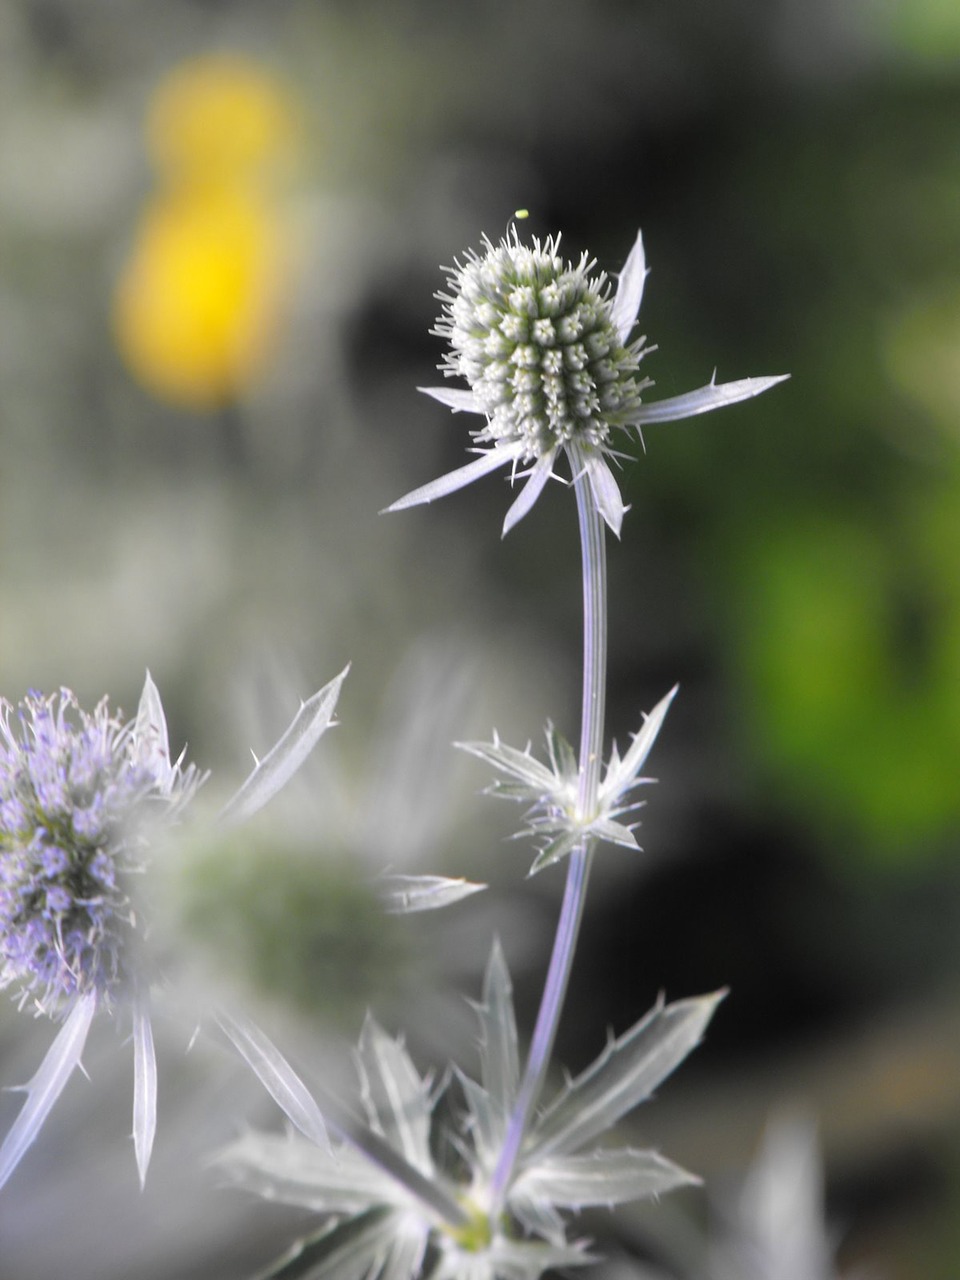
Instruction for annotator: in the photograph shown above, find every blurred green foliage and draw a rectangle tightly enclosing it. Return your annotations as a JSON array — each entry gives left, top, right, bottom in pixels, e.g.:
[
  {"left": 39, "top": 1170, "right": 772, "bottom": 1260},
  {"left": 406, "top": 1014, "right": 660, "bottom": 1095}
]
[
  {"left": 609, "top": 71, "right": 960, "bottom": 867},
  {"left": 170, "top": 829, "right": 410, "bottom": 1028}
]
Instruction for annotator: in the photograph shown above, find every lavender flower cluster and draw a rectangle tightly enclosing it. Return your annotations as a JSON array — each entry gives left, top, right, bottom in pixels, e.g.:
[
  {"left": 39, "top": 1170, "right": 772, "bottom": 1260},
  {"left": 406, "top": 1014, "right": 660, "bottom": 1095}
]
[{"left": 0, "top": 687, "right": 198, "bottom": 1014}]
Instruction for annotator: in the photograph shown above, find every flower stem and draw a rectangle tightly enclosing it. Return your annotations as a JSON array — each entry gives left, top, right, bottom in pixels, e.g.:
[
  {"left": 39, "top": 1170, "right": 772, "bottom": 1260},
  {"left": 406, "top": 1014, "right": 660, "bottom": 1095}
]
[{"left": 490, "top": 442, "right": 607, "bottom": 1207}]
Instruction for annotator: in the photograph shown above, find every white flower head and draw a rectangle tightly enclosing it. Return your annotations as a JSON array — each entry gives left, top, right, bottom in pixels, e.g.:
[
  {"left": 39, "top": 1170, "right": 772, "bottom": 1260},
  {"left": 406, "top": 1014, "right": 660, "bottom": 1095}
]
[{"left": 386, "top": 226, "right": 788, "bottom": 537}]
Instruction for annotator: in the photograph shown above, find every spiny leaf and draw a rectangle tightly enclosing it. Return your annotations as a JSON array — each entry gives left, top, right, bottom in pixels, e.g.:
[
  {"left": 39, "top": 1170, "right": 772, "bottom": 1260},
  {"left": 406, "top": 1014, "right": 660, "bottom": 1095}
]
[
  {"left": 525, "top": 991, "right": 724, "bottom": 1161},
  {"left": 132, "top": 1001, "right": 157, "bottom": 1189},
  {"left": 599, "top": 686, "right": 676, "bottom": 807},
  {"left": 502, "top": 450, "right": 556, "bottom": 536},
  {"left": 380, "top": 874, "right": 486, "bottom": 914},
  {"left": 527, "top": 830, "right": 584, "bottom": 876},
  {"left": 0, "top": 991, "right": 97, "bottom": 1191},
  {"left": 215, "top": 1009, "right": 331, "bottom": 1153},
  {"left": 214, "top": 1129, "right": 397, "bottom": 1214},
  {"left": 544, "top": 723, "right": 577, "bottom": 781},
  {"left": 479, "top": 940, "right": 520, "bottom": 1115},
  {"left": 220, "top": 667, "right": 348, "bottom": 826},
  {"left": 132, "top": 671, "right": 173, "bottom": 791},
  {"left": 512, "top": 1147, "right": 698, "bottom": 1209},
  {"left": 457, "top": 736, "right": 558, "bottom": 795},
  {"left": 383, "top": 445, "right": 520, "bottom": 514},
  {"left": 250, "top": 1207, "right": 401, "bottom": 1280},
  {"left": 355, "top": 1017, "right": 432, "bottom": 1173},
  {"left": 633, "top": 374, "right": 790, "bottom": 425},
  {"left": 221, "top": 1008, "right": 468, "bottom": 1229}
]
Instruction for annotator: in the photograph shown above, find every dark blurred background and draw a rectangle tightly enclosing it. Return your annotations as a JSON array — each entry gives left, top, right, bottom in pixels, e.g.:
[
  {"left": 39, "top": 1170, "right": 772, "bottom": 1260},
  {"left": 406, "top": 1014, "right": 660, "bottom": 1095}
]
[{"left": 0, "top": 1, "right": 958, "bottom": 1277}]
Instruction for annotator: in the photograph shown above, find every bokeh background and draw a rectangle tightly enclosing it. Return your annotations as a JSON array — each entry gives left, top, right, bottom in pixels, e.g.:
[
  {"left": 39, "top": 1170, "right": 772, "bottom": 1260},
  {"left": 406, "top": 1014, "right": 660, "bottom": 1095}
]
[{"left": 1, "top": 1, "right": 959, "bottom": 1276}]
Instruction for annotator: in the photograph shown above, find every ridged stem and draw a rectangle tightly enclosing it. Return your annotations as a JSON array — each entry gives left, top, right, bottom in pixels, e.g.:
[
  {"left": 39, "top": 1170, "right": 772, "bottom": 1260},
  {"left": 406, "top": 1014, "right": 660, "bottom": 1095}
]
[{"left": 490, "top": 442, "right": 607, "bottom": 1208}]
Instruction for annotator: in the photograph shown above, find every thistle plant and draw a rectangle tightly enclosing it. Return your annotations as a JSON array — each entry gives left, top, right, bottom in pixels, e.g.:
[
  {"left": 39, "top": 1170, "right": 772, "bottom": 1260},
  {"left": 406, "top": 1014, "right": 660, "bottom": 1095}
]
[
  {"left": 0, "top": 667, "right": 346, "bottom": 1192},
  {"left": 216, "top": 223, "right": 788, "bottom": 1279}
]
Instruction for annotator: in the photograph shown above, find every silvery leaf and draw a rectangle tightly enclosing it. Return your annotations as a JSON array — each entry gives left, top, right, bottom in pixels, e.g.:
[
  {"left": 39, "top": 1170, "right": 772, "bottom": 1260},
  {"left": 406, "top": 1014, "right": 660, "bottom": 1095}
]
[
  {"left": 221, "top": 1012, "right": 467, "bottom": 1230},
  {"left": 486, "top": 780, "right": 549, "bottom": 801},
  {"left": 355, "top": 1016, "right": 433, "bottom": 1172},
  {"left": 215, "top": 1009, "right": 331, "bottom": 1153},
  {"left": 213, "top": 1130, "right": 403, "bottom": 1214},
  {"left": 582, "top": 452, "right": 626, "bottom": 537},
  {"left": 457, "top": 735, "right": 558, "bottom": 797},
  {"left": 485, "top": 1235, "right": 593, "bottom": 1278},
  {"left": 714, "top": 1114, "right": 835, "bottom": 1280},
  {"left": 508, "top": 1185, "right": 567, "bottom": 1248},
  {"left": 610, "top": 229, "right": 648, "bottom": 343},
  {"left": 383, "top": 445, "right": 522, "bottom": 514},
  {"left": 0, "top": 991, "right": 97, "bottom": 1191},
  {"left": 502, "top": 450, "right": 557, "bottom": 536},
  {"left": 457, "top": 1073, "right": 501, "bottom": 1173},
  {"left": 251, "top": 1207, "right": 401, "bottom": 1280},
  {"left": 543, "top": 722, "right": 577, "bottom": 781},
  {"left": 634, "top": 374, "right": 790, "bottom": 425},
  {"left": 381, "top": 874, "right": 486, "bottom": 914},
  {"left": 132, "top": 1000, "right": 157, "bottom": 1189},
  {"left": 475, "top": 940, "right": 519, "bottom": 1143},
  {"left": 600, "top": 687, "right": 676, "bottom": 808},
  {"left": 379, "top": 1228, "right": 431, "bottom": 1280},
  {"left": 589, "top": 817, "right": 640, "bottom": 850},
  {"left": 417, "top": 384, "right": 483, "bottom": 414},
  {"left": 527, "top": 830, "right": 584, "bottom": 876},
  {"left": 513, "top": 1147, "right": 698, "bottom": 1209},
  {"left": 132, "top": 671, "right": 174, "bottom": 791},
  {"left": 220, "top": 667, "right": 348, "bottom": 826},
  {"left": 525, "top": 992, "right": 724, "bottom": 1160}
]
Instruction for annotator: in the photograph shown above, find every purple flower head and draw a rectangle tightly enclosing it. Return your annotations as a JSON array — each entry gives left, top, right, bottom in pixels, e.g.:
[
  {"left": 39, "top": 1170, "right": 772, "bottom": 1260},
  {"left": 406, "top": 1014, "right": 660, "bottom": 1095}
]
[
  {"left": 0, "top": 687, "right": 199, "bottom": 1016},
  {"left": 0, "top": 667, "right": 345, "bottom": 1194}
]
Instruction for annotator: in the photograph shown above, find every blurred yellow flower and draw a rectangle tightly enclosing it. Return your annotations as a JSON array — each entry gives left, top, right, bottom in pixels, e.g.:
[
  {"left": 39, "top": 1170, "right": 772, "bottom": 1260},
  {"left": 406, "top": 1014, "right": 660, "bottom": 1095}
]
[
  {"left": 114, "top": 54, "right": 300, "bottom": 410},
  {"left": 146, "top": 54, "right": 300, "bottom": 186},
  {"left": 114, "top": 185, "right": 287, "bottom": 410}
]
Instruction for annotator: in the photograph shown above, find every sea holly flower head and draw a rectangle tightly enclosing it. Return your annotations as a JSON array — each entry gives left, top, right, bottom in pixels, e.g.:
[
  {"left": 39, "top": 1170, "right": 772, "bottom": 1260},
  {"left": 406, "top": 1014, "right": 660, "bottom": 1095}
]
[
  {"left": 440, "top": 232, "right": 648, "bottom": 450},
  {"left": 217, "top": 943, "right": 718, "bottom": 1280},
  {"left": 459, "top": 686, "right": 677, "bottom": 874},
  {"left": 387, "top": 226, "right": 788, "bottom": 536},
  {"left": 0, "top": 667, "right": 346, "bottom": 1194},
  {"left": 0, "top": 682, "right": 200, "bottom": 1015}
]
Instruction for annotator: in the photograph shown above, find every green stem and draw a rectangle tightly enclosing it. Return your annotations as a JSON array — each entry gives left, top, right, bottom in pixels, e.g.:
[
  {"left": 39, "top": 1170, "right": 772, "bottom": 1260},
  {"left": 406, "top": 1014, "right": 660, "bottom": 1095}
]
[{"left": 489, "top": 442, "right": 607, "bottom": 1207}]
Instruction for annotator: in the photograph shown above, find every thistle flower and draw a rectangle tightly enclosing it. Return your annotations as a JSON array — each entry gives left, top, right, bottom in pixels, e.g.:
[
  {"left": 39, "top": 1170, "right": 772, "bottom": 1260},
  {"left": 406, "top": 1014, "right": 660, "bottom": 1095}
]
[
  {"left": 460, "top": 686, "right": 676, "bottom": 875},
  {"left": 386, "top": 227, "right": 788, "bottom": 537},
  {"left": 0, "top": 667, "right": 345, "bottom": 1192},
  {"left": 0, "top": 684, "right": 199, "bottom": 1016},
  {"left": 217, "top": 944, "right": 720, "bottom": 1280}
]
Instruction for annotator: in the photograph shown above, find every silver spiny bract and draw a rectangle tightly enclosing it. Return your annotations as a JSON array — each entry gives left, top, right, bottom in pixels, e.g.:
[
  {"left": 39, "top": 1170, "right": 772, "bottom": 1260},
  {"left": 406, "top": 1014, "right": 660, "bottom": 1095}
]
[{"left": 459, "top": 686, "right": 677, "bottom": 875}]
